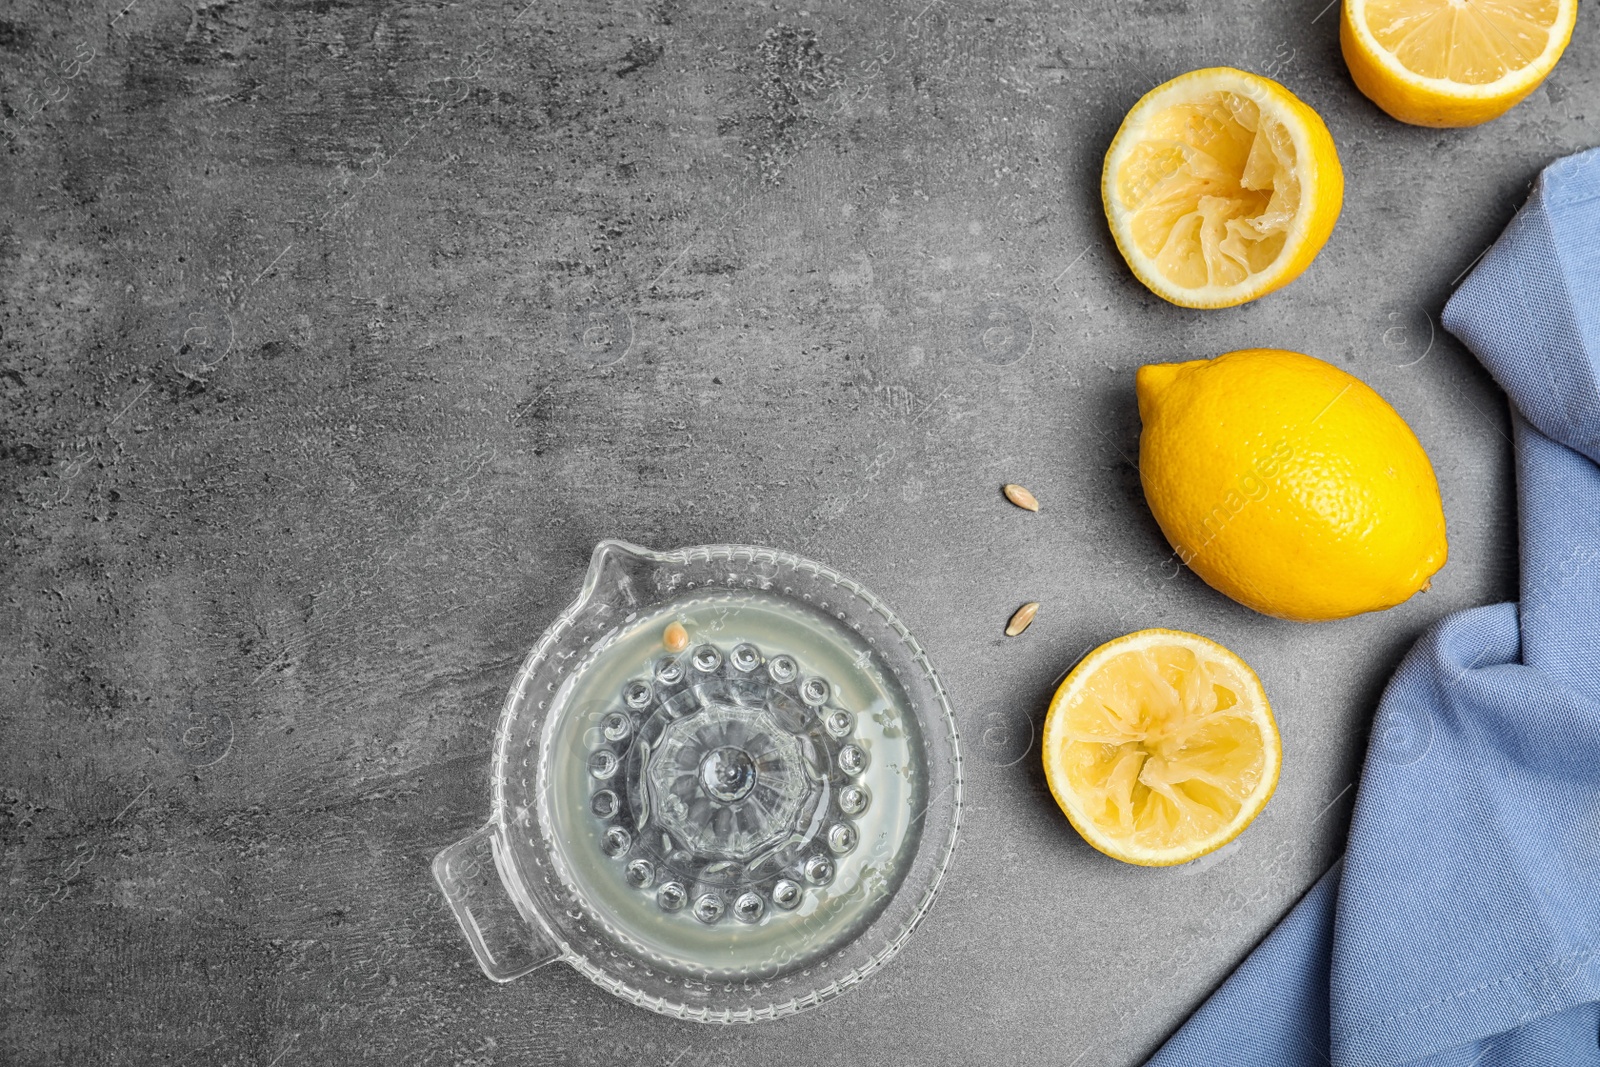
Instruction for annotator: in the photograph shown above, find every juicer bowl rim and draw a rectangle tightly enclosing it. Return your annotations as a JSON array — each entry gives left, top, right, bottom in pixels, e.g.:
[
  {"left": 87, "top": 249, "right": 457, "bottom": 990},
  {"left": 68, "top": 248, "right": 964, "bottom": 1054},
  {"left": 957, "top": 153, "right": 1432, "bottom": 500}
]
[{"left": 485, "top": 538, "right": 965, "bottom": 1022}]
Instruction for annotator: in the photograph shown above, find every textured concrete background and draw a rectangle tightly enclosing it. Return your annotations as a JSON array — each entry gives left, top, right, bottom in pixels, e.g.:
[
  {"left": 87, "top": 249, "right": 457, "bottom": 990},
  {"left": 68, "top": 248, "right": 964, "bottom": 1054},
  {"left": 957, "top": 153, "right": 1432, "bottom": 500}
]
[{"left": 2, "top": 0, "right": 1595, "bottom": 1063}]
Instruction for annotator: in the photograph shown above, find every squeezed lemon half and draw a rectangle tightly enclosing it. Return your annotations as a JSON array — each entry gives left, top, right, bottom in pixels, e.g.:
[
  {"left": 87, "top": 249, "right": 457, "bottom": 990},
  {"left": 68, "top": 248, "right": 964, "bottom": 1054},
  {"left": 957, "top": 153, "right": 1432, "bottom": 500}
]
[
  {"left": 1101, "top": 67, "right": 1343, "bottom": 309},
  {"left": 1042, "top": 629, "right": 1281, "bottom": 867},
  {"left": 1342, "top": 0, "right": 1578, "bottom": 127}
]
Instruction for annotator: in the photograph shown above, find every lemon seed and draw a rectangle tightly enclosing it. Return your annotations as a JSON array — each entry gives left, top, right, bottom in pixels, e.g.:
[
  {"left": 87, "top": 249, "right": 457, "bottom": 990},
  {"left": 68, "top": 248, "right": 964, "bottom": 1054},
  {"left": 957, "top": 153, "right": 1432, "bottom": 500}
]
[
  {"left": 1005, "top": 602, "right": 1040, "bottom": 637},
  {"left": 1003, "top": 484, "right": 1040, "bottom": 512},
  {"left": 663, "top": 621, "right": 689, "bottom": 652}
]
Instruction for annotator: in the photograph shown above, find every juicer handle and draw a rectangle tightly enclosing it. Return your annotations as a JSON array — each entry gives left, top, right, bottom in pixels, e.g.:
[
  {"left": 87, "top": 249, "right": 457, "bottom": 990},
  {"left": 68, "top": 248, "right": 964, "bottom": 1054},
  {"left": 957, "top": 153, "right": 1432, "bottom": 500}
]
[{"left": 432, "top": 822, "right": 561, "bottom": 982}]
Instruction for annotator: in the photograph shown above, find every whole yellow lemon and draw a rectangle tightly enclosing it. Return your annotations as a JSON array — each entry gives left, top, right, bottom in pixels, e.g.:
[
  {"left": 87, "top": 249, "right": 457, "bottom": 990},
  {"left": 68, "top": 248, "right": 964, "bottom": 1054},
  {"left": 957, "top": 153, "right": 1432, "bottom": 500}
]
[{"left": 1136, "top": 349, "right": 1447, "bottom": 622}]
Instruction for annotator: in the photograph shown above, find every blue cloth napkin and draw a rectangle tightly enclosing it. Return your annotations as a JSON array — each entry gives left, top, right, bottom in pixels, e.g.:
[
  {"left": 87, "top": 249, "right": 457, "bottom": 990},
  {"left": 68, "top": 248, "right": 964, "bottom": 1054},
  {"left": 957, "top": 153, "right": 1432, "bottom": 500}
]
[{"left": 1147, "top": 146, "right": 1600, "bottom": 1067}]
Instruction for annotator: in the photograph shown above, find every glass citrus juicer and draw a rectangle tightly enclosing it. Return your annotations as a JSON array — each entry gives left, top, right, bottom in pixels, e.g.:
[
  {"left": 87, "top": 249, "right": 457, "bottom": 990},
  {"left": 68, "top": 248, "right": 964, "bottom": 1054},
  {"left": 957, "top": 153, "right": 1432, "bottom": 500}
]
[{"left": 432, "top": 541, "right": 963, "bottom": 1022}]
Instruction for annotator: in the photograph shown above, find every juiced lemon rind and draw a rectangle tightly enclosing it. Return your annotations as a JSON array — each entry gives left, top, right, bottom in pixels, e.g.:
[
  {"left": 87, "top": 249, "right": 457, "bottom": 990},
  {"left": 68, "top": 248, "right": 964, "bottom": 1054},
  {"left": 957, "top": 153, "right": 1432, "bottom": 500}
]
[
  {"left": 1042, "top": 629, "right": 1281, "bottom": 867},
  {"left": 1102, "top": 67, "right": 1343, "bottom": 309}
]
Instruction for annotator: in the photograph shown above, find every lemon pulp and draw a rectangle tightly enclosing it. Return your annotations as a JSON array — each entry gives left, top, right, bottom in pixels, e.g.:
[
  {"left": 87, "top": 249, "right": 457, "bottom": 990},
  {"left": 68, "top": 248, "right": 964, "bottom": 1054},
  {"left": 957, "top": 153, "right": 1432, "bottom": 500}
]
[
  {"left": 1102, "top": 68, "right": 1342, "bottom": 309},
  {"left": 1043, "top": 630, "right": 1280, "bottom": 866},
  {"left": 1364, "top": 0, "right": 1561, "bottom": 83},
  {"left": 1117, "top": 91, "right": 1298, "bottom": 292}
]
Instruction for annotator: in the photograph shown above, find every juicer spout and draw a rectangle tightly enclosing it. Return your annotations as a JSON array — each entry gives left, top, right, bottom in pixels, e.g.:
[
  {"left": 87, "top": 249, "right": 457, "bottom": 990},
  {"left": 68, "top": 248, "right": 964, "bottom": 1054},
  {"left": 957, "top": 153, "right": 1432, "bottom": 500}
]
[{"left": 583, "top": 539, "right": 660, "bottom": 611}]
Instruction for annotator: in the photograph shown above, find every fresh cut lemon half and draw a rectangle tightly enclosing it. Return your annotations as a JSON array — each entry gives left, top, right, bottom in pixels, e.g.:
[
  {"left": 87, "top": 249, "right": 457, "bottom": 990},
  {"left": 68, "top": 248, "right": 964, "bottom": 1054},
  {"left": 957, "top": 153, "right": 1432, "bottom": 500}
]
[
  {"left": 1342, "top": 0, "right": 1578, "bottom": 127},
  {"left": 1042, "top": 629, "right": 1281, "bottom": 867},
  {"left": 1102, "top": 67, "right": 1343, "bottom": 309}
]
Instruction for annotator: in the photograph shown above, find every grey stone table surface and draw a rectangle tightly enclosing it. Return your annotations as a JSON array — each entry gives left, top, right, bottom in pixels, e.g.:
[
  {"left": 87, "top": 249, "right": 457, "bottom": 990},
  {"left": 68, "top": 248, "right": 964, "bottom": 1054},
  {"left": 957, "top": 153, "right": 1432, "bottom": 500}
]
[{"left": 2, "top": 0, "right": 1594, "bottom": 1063}]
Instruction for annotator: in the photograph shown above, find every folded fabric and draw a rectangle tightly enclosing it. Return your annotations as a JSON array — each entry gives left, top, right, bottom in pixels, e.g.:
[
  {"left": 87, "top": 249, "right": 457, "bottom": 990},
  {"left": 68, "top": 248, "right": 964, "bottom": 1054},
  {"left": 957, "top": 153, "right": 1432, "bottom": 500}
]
[{"left": 1147, "top": 146, "right": 1600, "bottom": 1067}]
